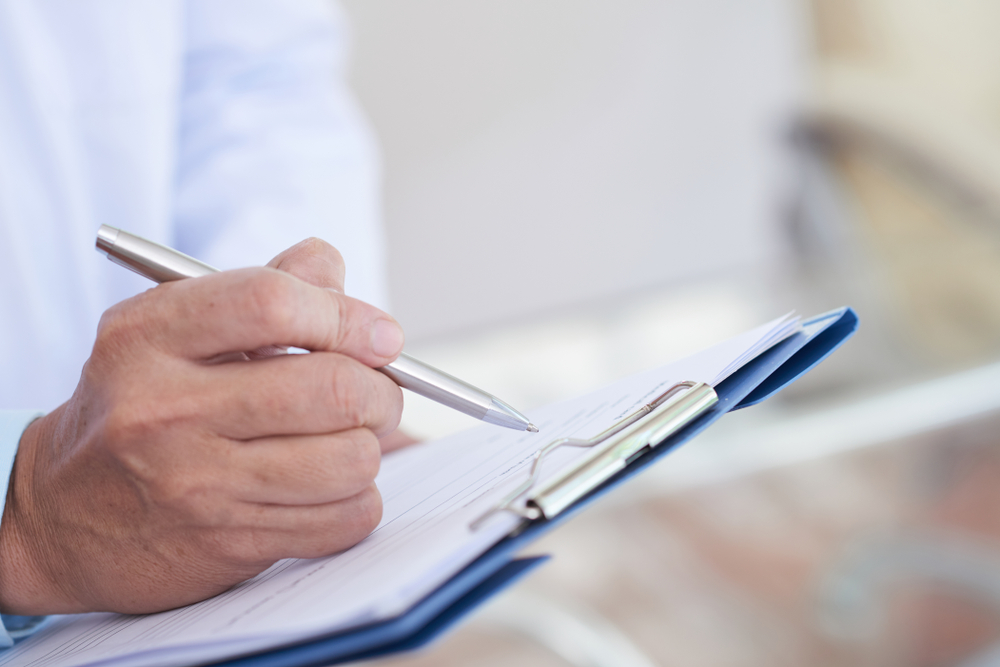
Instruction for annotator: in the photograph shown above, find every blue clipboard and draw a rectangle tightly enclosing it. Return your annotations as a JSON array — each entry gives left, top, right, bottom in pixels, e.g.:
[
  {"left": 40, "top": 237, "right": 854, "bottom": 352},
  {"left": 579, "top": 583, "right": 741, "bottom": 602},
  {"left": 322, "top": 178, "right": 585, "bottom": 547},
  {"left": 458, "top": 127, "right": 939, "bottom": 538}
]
[{"left": 210, "top": 307, "right": 859, "bottom": 667}]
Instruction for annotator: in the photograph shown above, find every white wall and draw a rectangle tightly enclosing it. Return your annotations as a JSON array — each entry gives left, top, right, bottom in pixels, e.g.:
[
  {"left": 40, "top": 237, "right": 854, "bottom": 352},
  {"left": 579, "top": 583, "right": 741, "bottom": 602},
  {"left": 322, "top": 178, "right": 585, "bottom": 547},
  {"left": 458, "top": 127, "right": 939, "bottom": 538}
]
[{"left": 340, "top": 0, "right": 805, "bottom": 341}]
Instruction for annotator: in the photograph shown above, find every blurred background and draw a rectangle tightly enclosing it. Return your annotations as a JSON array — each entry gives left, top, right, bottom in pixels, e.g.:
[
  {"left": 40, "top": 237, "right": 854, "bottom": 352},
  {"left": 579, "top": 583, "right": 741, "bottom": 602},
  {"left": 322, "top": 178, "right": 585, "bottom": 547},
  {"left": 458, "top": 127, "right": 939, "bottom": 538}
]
[{"left": 337, "top": 0, "right": 1000, "bottom": 665}]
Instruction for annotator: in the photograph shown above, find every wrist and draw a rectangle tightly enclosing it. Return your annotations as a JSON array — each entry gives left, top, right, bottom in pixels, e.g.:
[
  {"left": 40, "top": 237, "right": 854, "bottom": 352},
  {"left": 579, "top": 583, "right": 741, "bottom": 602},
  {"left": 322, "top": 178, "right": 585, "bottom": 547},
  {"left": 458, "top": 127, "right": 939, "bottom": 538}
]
[{"left": 0, "top": 411, "right": 80, "bottom": 615}]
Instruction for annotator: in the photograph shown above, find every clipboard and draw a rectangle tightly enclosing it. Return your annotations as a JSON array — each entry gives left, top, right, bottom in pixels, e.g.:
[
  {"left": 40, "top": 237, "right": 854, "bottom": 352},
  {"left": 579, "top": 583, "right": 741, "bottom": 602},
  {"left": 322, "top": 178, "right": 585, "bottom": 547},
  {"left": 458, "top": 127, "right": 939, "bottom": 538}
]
[{"left": 205, "top": 307, "right": 858, "bottom": 667}]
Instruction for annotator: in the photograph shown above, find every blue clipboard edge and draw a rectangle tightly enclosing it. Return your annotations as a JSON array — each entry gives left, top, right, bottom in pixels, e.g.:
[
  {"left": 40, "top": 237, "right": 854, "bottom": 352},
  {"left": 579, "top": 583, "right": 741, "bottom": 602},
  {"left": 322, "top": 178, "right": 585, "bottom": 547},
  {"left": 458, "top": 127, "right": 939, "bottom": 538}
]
[
  {"left": 209, "top": 556, "right": 549, "bottom": 667},
  {"left": 334, "top": 556, "right": 548, "bottom": 665},
  {"left": 734, "top": 307, "right": 859, "bottom": 409},
  {"left": 207, "top": 307, "right": 858, "bottom": 667}
]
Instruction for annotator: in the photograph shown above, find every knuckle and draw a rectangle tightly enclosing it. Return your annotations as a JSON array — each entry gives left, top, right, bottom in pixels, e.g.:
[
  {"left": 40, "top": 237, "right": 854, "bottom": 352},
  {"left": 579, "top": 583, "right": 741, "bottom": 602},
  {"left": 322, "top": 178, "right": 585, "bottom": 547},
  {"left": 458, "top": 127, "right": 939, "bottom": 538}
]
[
  {"left": 101, "top": 390, "right": 199, "bottom": 451},
  {"left": 101, "top": 401, "right": 162, "bottom": 458},
  {"left": 321, "top": 290, "right": 347, "bottom": 349},
  {"left": 270, "top": 431, "right": 381, "bottom": 501},
  {"left": 309, "top": 487, "right": 383, "bottom": 552},
  {"left": 244, "top": 271, "right": 299, "bottom": 337},
  {"left": 95, "top": 303, "right": 126, "bottom": 341},
  {"left": 350, "top": 484, "right": 383, "bottom": 536},
  {"left": 101, "top": 406, "right": 140, "bottom": 452},
  {"left": 323, "top": 358, "right": 402, "bottom": 434},
  {"left": 93, "top": 299, "right": 146, "bottom": 359},
  {"left": 153, "top": 473, "right": 199, "bottom": 510},
  {"left": 340, "top": 429, "right": 381, "bottom": 487},
  {"left": 327, "top": 359, "right": 371, "bottom": 428},
  {"left": 141, "top": 464, "right": 203, "bottom": 510}
]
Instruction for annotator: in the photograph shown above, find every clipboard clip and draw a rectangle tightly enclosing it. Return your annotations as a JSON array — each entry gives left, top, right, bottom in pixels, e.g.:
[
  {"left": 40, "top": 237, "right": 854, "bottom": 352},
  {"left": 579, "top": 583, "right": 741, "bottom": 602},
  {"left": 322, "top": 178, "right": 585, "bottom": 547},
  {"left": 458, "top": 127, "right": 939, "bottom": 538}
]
[{"left": 471, "top": 380, "right": 718, "bottom": 530}]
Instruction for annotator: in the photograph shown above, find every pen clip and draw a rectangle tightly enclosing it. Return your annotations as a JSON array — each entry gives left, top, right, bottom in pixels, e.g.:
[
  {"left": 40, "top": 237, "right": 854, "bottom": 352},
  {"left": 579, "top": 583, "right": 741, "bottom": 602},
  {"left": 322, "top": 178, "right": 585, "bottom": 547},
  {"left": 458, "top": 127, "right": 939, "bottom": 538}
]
[{"left": 470, "top": 381, "right": 717, "bottom": 530}]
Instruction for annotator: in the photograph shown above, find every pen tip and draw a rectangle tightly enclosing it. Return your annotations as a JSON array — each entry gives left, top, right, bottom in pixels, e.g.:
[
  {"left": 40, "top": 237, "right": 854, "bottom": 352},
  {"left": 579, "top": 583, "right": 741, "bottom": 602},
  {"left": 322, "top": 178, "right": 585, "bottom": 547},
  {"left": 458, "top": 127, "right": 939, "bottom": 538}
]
[{"left": 526, "top": 424, "right": 539, "bottom": 433}]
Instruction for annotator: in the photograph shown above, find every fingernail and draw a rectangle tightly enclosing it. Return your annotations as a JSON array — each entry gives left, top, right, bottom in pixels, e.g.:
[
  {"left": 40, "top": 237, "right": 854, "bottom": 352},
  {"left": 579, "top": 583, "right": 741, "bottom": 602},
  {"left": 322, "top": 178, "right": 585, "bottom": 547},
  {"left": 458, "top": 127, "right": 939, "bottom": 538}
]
[{"left": 371, "top": 319, "right": 404, "bottom": 357}]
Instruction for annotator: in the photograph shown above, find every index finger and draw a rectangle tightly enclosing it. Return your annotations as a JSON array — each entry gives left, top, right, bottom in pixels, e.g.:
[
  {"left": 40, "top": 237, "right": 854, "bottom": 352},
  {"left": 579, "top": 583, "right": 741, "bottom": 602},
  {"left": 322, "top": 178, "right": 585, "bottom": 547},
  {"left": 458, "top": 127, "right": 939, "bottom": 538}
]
[{"left": 122, "top": 267, "right": 405, "bottom": 366}]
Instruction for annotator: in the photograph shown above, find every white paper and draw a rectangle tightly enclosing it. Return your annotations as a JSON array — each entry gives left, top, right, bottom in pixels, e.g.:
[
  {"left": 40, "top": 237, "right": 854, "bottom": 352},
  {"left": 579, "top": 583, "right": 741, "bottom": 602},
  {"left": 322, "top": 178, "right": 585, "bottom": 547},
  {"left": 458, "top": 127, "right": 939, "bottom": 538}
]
[{"left": 1, "top": 313, "right": 798, "bottom": 667}]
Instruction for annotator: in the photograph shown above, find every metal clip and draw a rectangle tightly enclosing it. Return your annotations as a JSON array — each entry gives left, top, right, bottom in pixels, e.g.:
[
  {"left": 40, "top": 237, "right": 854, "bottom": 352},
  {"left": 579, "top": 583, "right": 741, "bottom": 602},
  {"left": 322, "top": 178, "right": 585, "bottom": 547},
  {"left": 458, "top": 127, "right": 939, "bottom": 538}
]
[{"left": 471, "top": 381, "right": 718, "bottom": 530}]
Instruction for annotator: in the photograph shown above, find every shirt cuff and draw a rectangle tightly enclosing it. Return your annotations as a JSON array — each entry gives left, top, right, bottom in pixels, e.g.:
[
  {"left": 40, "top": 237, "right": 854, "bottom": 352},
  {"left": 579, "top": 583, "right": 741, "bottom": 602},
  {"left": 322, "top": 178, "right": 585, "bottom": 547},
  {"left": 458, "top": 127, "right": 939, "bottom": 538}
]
[{"left": 0, "top": 410, "right": 45, "bottom": 648}]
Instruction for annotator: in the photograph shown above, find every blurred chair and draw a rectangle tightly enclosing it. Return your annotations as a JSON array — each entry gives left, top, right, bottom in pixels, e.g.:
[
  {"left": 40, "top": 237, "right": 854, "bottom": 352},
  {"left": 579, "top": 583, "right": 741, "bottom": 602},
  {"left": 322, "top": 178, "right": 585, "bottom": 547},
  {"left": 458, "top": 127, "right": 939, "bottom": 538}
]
[
  {"left": 795, "top": 6, "right": 1000, "bottom": 660},
  {"left": 791, "top": 86, "right": 1000, "bottom": 373},
  {"left": 787, "top": 0, "right": 1000, "bottom": 394}
]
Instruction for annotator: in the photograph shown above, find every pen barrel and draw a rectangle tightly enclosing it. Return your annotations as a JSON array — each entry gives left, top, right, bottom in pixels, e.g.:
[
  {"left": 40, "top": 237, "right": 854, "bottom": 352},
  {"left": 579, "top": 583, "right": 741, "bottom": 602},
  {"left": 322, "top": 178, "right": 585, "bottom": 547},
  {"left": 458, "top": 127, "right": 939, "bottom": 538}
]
[
  {"left": 96, "top": 225, "right": 531, "bottom": 430},
  {"left": 97, "top": 225, "right": 218, "bottom": 282},
  {"left": 378, "top": 354, "right": 492, "bottom": 420}
]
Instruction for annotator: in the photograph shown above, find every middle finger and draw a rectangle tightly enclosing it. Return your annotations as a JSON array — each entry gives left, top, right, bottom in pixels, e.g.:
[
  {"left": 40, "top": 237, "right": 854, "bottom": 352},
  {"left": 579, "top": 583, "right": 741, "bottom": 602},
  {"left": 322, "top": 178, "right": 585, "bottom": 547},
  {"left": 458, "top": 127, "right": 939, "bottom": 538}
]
[{"left": 198, "top": 352, "right": 403, "bottom": 440}]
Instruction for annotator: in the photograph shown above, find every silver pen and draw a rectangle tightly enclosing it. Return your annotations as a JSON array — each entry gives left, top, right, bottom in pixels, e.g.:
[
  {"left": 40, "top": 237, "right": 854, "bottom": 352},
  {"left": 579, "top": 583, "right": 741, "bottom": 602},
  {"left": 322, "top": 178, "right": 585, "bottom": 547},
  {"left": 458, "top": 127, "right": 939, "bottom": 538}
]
[{"left": 95, "top": 225, "right": 537, "bottom": 432}]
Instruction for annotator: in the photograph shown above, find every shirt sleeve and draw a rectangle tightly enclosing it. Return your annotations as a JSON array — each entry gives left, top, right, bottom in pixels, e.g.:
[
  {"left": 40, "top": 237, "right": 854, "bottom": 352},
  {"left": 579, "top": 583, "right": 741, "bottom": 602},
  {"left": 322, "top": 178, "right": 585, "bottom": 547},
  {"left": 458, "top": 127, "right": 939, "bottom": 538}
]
[
  {"left": 0, "top": 410, "right": 45, "bottom": 648},
  {"left": 173, "top": 0, "right": 389, "bottom": 311}
]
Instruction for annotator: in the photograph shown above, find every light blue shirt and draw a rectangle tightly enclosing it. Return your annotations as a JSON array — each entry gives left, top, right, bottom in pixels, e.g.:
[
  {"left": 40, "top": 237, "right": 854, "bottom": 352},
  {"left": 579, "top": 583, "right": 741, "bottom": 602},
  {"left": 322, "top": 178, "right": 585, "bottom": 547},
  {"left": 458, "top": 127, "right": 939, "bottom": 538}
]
[
  {"left": 0, "top": 0, "right": 385, "bottom": 644},
  {"left": 0, "top": 0, "right": 387, "bottom": 414}
]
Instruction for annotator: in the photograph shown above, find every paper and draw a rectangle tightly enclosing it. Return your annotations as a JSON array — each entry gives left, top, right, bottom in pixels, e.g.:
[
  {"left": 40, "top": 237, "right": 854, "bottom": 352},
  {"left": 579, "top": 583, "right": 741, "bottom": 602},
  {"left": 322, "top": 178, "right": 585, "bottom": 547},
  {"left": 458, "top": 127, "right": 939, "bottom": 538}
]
[{"left": 1, "top": 313, "right": 799, "bottom": 667}]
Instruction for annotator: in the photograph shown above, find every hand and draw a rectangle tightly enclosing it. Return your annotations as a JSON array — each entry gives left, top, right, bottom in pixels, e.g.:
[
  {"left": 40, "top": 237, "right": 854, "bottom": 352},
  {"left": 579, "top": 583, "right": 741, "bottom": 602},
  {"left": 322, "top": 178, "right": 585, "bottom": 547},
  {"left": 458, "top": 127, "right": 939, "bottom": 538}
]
[{"left": 0, "top": 239, "right": 405, "bottom": 616}]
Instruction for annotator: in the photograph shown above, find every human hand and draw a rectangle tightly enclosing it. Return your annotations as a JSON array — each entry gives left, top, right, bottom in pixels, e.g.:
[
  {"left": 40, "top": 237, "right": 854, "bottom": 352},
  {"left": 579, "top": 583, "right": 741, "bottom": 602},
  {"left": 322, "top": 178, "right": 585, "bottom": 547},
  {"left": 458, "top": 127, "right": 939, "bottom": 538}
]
[{"left": 0, "top": 239, "right": 404, "bottom": 616}]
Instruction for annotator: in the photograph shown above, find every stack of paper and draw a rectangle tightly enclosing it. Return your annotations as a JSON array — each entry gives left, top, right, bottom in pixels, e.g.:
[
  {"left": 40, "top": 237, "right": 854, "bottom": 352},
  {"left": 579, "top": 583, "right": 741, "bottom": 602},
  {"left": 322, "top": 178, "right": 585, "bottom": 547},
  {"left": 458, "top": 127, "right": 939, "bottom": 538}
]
[
  {"left": 710, "top": 312, "right": 799, "bottom": 385},
  {"left": 1, "top": 313, "right": 803, "bottom": 667}
]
